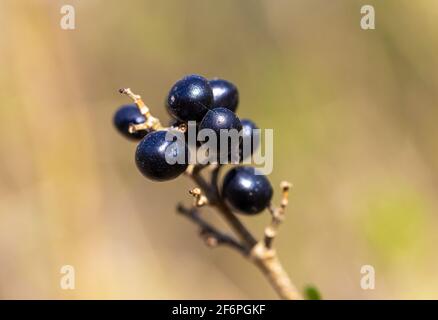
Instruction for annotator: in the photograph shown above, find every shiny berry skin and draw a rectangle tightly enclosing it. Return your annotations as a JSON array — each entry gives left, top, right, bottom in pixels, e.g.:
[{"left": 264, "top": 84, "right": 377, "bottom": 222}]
[
  {"left": 209, "top": 78, "right": 239, "bottom": 112},
  {"left": 199, "top": 107, "right": 242, "bottom": 136},
  {"left": 240, "top": 119, "right": 259, "bottom": 160},
  {"left": 221, "top": 166, "right": 273, "bottom": 214},
  {"left": 113, "top": 104, "right": 148, "bottom": 140},
  {"left": 199, "top": 107, "right": 242, "bottom": 161},
  {"left": 166, "top": 74, "right": 213, "bottom": 122},
  {"left": 135, "top": 130, "right": 188, "bottom": 181}
]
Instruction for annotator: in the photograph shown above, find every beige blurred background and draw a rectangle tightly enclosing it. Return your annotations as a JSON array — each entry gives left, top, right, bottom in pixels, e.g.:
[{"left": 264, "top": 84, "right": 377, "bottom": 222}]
[{"left": 0, "top": 0, "right": 438, "bottom": 299}]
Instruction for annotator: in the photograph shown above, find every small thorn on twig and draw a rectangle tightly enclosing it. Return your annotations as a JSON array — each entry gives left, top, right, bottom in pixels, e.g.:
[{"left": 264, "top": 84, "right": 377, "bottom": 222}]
[
  {"left": 118, "top": 87, "right": 139, "bottom": 100},
  {"left": 189, "top": 187, "right": 209, "bottom": 207},
  {"left": 280, "top": 181, "right": 292, "bottom": 191},
  {"left": 280, "top": 181, "right": 292, "bottom": 209},
  {"left": 200, "top": 230, "right": 219, "bottom": 247}
]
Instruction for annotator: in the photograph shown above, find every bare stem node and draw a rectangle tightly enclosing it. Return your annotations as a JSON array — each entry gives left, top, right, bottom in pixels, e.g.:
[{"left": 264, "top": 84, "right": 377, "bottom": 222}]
[
  {"left": 264, "top": 181, "right": 292, "bottom": 249},
  {"left": 189, "top": 187, "right": 209, "bottom": 207},
  {"left": 119, "top": 88, "right": 162, "bottom": 130}
]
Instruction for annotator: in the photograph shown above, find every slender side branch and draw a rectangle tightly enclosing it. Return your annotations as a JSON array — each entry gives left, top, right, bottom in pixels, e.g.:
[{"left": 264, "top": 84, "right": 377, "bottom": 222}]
[
  {"left": 119, "top": 88, "right": 162, "bottom": 131},
  {"left": 177, "top": 204, "right": 248, "bottom": 254},
  {"left": 211, "top": 164, "right": 222, "bottom": 196},
  {"left": 215, "top": 201, "right": 257, "bottom": 248}
]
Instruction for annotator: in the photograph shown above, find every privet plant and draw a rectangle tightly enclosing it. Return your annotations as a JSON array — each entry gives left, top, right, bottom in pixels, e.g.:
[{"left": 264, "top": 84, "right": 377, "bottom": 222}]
[{"left": 113, "top": 74, "right": 307, "bottom": 299}]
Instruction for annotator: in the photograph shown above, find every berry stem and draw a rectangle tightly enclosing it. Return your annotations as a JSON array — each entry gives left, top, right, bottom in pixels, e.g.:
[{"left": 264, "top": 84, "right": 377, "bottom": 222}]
[
  {"left": 119, "top": 88, "right": 163, "bottom": 131},
  {"left": 214, "top": 201, "right": 257, "bottom": 247},
  {"left": 186, "top": 164, "right": 302, "bottom": 300}
]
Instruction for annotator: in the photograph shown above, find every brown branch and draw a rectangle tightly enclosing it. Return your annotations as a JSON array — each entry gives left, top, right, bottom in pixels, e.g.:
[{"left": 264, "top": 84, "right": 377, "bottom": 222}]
[
  {"left": 185, "top": 165, "right": 302, "bottom": 300},
  {"left": 210, "top": 164, "right": 222, "bottom": 195},
  {"left": 250, "top": 243, "right": 302, "bottom": 300},
  {"left": 177, "top": 204, "right": 248, "bottom": 254},
  {"left": 214, "top": 201, "right": 257, "bottom": 248}
]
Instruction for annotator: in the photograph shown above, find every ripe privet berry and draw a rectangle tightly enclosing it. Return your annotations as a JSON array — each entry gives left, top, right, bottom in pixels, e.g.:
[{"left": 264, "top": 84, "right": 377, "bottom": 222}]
[
  {"left": 199, "top": 107, "right": 242, "bottom": 161},
  {"left": 113, "top": 104, "right": 148, "bottom": 140},
  {"left": 135, "top": 130, "right": 188, "bottom": 181},
  {"left": 209, "top": 78, "right": 239, "bottom": 112},
  {"left": 199, "top": 107, "right": 242, "bottom": 136},
  {"left": 221, "top": 166, "right": 273, "bottom": 214},
  {"left": 166, "top": 74, "right": 213, "bottom": 122},
  {"left": 240, "top": 119, "right": 259, "bottom": 160}
]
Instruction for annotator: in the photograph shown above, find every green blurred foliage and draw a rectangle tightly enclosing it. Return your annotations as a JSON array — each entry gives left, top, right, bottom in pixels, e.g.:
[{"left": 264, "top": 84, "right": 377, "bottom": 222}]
[
  {"left": 361, "top": 186, "right": 426, "bottom": 260},
  {"left": 304, "top": 285, "right": 322, "bottom": 300}
]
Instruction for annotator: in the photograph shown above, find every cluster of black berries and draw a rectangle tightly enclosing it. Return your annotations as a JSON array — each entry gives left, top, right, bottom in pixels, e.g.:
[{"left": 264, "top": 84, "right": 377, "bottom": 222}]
[{"left": 113, "top": 75, "right": 273, "bottom": 214}]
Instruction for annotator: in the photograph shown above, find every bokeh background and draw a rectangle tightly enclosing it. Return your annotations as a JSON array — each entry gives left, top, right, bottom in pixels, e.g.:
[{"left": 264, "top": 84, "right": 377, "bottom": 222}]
[{"left": 0, "top": 0, "right": 438, "bottom": 299}]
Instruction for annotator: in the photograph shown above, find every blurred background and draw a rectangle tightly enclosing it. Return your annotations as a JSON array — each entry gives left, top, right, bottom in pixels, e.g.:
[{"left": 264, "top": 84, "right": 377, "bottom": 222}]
[{"left": 0, "top": 0, "right": 437, "bottom": 299}]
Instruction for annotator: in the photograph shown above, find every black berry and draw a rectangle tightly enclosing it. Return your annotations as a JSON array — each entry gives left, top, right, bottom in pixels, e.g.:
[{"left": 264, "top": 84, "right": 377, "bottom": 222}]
[
  {"left": 209, "top": 78, "right": 239, "bottom": 112},
  {"left": 240, "top": 119, "right": 259, "bottom": 160},
  {"left": 166, "top": 74, "right": 213, "bottom": 122},
  {"left": 221, "top": 166, "right": 273, "bottom": 214},
  {"left": 135, "top": 130, "right": 188, "bottom": 181},
  {"left": 113, "top": 104, "right": 148, "bottom": 140},
  {"left": 199, "top": 107, "right": 242, "bottom": 136},
  {"left": 199, "top": 107, "right": 242, "bottom": 161}
]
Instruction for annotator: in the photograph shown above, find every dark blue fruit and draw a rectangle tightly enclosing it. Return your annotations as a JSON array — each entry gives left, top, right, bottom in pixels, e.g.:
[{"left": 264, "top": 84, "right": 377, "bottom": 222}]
[
  {"left": 166, "top": 74, "right": 213, "bottom": 122},
  {"left": 113, "top": 104, "right": 148, "bottom": 140},
  {"left": 135, "top": 130, "right": 188, "bottom": 181},
  {"left": 240, "top": 119, "right": 259, "bottom": 160},
  {"left": 199, "top": 107, "right": 242, "bottom": 162},
  {"left": 221, "top": 166, "right": 273, "bottom": 214},
  {"left": 209, "top": 78, "right": 239, "bottom": 112},
  {"left": 199, "top": 107, "right": 242, "bottom": 136}
]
